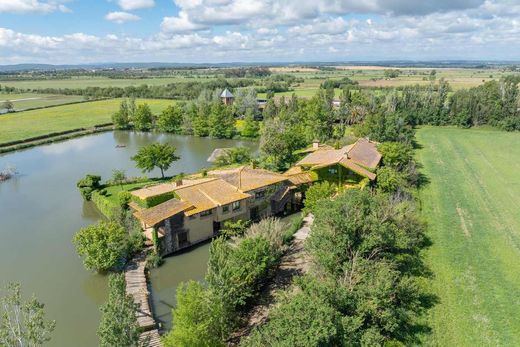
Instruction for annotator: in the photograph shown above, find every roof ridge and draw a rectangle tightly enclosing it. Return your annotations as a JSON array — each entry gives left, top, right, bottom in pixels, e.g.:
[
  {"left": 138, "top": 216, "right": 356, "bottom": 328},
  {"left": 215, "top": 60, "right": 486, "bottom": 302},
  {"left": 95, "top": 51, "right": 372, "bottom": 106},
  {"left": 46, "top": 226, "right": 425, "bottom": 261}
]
[
  {"left": 174, "top": 177, "right": 219, "bottom": 191},
  {"left": 197, "top": 187, "right": 222, "bottom": 206}
]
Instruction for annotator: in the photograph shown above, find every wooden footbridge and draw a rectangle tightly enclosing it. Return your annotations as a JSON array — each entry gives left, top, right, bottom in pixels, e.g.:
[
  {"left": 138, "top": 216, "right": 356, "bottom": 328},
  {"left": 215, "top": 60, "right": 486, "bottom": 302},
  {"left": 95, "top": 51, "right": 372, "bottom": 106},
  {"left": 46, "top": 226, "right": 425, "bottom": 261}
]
[{"left": 125, "top": 251, "right": 162, "bottom": 347}]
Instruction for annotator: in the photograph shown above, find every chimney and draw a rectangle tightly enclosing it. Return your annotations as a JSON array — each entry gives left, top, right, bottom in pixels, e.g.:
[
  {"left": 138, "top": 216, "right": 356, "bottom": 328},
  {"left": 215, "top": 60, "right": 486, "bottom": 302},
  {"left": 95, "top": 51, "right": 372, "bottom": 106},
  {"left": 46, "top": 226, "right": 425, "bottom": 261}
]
[{"left": 312, "top": 139, "right": 320, "bottom": 149}]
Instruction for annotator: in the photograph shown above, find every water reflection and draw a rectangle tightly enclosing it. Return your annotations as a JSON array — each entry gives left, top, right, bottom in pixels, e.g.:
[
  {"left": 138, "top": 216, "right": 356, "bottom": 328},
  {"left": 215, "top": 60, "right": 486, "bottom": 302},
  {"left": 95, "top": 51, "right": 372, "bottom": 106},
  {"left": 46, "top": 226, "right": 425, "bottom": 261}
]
[{"left": 0, "top": 131, "right": 257, "bottom": 347}]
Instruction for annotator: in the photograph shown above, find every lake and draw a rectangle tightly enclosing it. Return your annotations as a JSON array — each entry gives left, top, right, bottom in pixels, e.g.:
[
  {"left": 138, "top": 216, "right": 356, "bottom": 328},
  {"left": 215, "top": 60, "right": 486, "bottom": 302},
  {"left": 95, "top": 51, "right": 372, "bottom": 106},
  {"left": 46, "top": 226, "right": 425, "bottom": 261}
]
[{"left": 0, "top": 131, "right": 256, "bottom": 346}]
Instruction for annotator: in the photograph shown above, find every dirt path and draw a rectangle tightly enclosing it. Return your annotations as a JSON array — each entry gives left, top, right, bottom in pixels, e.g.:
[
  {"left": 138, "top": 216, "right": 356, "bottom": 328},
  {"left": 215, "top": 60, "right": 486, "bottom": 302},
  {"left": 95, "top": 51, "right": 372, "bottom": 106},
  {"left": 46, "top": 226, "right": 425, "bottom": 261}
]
[{"left": 228, "top": 214, "right": 314, "bottom": 345}]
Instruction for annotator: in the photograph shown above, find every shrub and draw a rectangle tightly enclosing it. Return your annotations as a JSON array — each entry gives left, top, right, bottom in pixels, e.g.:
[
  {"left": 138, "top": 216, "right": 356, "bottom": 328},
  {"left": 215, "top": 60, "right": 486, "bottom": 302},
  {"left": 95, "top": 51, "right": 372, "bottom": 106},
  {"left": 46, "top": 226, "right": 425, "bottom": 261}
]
[
  {"left": 243, "top": 292, "right": 340, "bottom": 347},
  {"left": 145, "top": 251, "right": 163, "bottom": 269},
  {"left": 76, "top": 174, "right": 101, "bottom": 200},
  {"left": 117, "top": 191, "right": 132, "bottom": 209},
  {"left": 303, "top": 181, "right": 336, "bottom": 213}
]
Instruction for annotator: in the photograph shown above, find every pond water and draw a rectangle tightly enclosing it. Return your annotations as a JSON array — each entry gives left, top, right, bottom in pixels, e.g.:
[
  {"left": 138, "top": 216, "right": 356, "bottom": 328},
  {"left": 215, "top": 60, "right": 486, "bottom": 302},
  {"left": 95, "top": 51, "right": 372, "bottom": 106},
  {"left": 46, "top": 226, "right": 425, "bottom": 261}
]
[{"left": 0, "top": 131, "right": 256, "bottom": 347}]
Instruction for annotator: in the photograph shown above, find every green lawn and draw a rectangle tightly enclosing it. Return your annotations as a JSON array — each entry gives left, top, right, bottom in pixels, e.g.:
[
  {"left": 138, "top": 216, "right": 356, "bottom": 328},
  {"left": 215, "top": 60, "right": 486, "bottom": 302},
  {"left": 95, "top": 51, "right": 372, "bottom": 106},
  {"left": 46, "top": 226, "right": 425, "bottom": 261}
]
[
  {"left": 0, "top": 98, "right": 174, "bottom": 144},
  {"left": 416, "top": 126, "right": 520, "bottom": 346},
  {"left": 0, "top": 92, "right": 84, "bottom": 110}
]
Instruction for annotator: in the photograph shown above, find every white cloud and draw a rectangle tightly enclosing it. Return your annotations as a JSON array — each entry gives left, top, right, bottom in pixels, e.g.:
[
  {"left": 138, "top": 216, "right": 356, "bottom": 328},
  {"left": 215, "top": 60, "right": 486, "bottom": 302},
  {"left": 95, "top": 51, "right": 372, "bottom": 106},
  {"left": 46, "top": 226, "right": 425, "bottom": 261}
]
[
  {"left": 161, "top": 11, "right": 207, "bottom": 33},
  {"left": 3, "top": 0, "right": 520, "bottom": 63},
  {"left": 0, "top": 0, "right": 70, "bottom": 13},
  {"left": 116, "top": 0, "right": 154, "bottom": 11},
  {"left": 105, "top": 11, "right": 140, "bottom": 24}
]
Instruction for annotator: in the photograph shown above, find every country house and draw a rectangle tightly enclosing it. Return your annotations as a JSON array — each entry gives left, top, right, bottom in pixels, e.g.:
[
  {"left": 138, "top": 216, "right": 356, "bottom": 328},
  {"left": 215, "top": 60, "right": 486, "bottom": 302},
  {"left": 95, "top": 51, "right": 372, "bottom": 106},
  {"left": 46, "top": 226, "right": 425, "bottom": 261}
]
[
  {"left": 131, "top": 138, "right": 382, "bottom": 255},
  {"left": 131, "top": 166, "right": 297, "bottom": 254}
]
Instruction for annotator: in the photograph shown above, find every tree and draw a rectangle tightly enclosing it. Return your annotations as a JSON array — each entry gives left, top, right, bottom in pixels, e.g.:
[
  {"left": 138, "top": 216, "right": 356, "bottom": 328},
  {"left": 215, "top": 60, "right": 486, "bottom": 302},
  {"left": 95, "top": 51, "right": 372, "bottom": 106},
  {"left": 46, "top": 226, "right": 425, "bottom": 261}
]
[
  {"left": 112, "top": 100, "right": 130, "bottom": 129},
  {"left": 131, "top": 143, "right": 180, "bottom": 179},
  {"left": 0, "top": 282, "right": 56, "bottom": 347},
  {"left": 73, "top": 221, "right": 128, "bottom": 272},
  {"left": 303, "top": 181, "right": 336, "bottom": 213},
  {"left": 157, "top": 104, "right": 183, "bottom": 133},
  {"left": 240, "top": 111, "right": 260, "bottom": 138},
  {"left": 378, "top": 142, "right": 414, "bottom": 171},
  {"left": 162, "top": 282, "right": 225, "bottom": 347},
  {"left": 132, "top": 103, "right": 153, "bottom": 131},
  {"left": 98, "top": 274, "right": 139, "bottom": 347},
  {"left": 2, "top": 100, "right": 14, "bottom": 113},
  {"left": 111, "top": 169, "right": 126, "bottom": 190},
  {"left": 214, "top": 147, "right": 251, "bottom": 167},
  {"left": 259, "top": 117, "right": 306, "bottom": 171},
  {"left": 208, "top": 102, "right": 235, "bottom": 139}
]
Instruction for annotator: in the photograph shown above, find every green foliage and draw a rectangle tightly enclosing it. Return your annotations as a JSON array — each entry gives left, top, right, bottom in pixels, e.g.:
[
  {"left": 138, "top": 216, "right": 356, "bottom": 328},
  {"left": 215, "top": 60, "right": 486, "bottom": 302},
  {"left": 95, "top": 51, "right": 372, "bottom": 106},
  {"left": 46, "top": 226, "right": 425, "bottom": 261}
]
[
  {"left": 73, "top": 221, "right": 128, "bottom": 272},
  {"left": 165, "top": 218, "right": 285, "bottom": 344},
  {"left": 112, "top": 100, "right": 130, "bottom": 129},
  {"left": 240, "top": 112, "right": 260, "bottom": 138},
  {"left": 376, "top": 166, "right": 409, "bottom": 193},
  {"left": 0, "top": 282, "right": 56, "bottom": 347},
  {"left": 281, "top": 214, "right": 304, "bottom": 244},
  {"left": 145, "top": 251, "right": 163, "bottom": 269},
  {"left": 208, "top": 102, "right": 235, "bottom": 139},
  {"left": 157, "top": 104, "right": 183, "bottom": 133},
  {"left": 111, "top": 169, "right": 126, "bottom": 188},
  {"left": 243, "top": 292, "right": 340, "bottom": 347},
  {"left": 303, "top": 181, "right": 336, "bottom": 213},
  {"left": 117, "top": 191, "right": 132, "bottom": 209},
  {"left": 378, "top": 142, "right": 414, "bottom": 170},
  {"left": 214, "top": 147, "right": 252, "bottom": 167},
  {"left": 354, "top": 112, "right": 415, "bottom": 144},
  {"left": 259, "top": 117, "right": 307, "bottom": 171},
  {"left": 301, "top": 189, "right": 429, "bottom": 345},
  {"left": 131, "top": 143, "right": 180, "bottom": 178},
  {"left": 206, "top": 237, "right": 278, "bottom": 310},
  {"left": 98, "top": 273, "right": 139, "bottom": 347},
  {"left": 162, "top": 281, "right": 226, "bottom": 347},
  {"left": 76, "top": 174, "right": 101, "bottom": 200},
  {"left": 219, "top": 219, "right": 250, "bottom": 238},
  {"left": 132, "top": 103, "right": 153, "bottom": 131}
]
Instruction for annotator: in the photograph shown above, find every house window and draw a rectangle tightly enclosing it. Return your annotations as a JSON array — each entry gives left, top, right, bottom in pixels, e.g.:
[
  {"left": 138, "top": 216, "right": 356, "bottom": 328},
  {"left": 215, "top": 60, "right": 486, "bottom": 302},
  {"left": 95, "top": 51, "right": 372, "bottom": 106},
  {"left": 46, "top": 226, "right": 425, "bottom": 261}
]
[
  {"left": 255, "top": 190, "right": 265, "bottom": 199},
  {"left": 222, "top": 205, "right": 229, "bottom": 213},
  {"left": 189, "top": 214, "right": 197, "bottom": 220},
  {"left": 200, "top": 209, "right": 213, "bottom": 217},
  {"left": 328, "top": 167, "right": 338, "bottom": 174},
  {"left": 232, "top": 201, "right": 240, "bottom": 211}
]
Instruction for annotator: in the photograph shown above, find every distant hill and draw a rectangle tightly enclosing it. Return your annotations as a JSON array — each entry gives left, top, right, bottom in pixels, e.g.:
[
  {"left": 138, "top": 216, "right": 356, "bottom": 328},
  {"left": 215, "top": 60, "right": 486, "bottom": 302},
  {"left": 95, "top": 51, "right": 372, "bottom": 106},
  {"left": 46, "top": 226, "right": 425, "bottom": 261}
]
[{"left": 1, "top": 60, "right": 519, "bottom": 72}]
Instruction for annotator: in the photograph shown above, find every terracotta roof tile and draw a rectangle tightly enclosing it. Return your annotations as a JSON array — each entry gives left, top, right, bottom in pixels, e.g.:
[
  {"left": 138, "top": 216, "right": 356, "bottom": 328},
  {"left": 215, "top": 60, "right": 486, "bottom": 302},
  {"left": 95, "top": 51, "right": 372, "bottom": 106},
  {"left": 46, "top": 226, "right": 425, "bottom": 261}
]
[{"left": 133, "top": 199, "right": 193, "bottom": 226}]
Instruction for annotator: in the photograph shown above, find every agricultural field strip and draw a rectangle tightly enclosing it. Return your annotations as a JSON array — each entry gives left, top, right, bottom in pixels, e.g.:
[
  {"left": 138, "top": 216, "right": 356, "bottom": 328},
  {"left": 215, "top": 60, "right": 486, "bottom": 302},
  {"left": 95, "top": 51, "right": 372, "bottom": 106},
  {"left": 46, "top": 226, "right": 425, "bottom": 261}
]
[
  {"left": 0, "top": 98, "right": 174, "bottom": 144},
  {"left": 417, "top": 127, "right": 520, "bottom": 346}
]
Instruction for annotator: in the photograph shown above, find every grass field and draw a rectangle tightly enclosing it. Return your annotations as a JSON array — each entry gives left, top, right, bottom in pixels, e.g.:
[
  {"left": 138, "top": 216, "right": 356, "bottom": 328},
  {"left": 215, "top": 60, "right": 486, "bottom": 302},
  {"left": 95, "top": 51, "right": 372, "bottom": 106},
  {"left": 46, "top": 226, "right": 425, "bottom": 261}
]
[
  {"left": 416, "top": 127, "right": 520, "bottom": 346},
  {"left": 0, "top": 92, "right": 84, "bottom": 110},
  {"left": 0, "top": 67, "right": 509, "bottom": 93},
  {"left": 0, "top": 98, "right": 174, "bottom": 144}
]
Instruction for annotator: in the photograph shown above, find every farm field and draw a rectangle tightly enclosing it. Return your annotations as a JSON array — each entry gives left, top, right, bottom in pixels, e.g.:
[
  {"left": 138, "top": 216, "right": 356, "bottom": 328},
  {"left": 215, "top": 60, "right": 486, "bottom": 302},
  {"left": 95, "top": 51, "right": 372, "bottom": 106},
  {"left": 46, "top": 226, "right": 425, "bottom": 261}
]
[
  {"left": 0, "top": 75, "right": 216, "bottom": 89},
  {"left": 0, "top": 92, "right": 84, "bottom": 110},
  {"left": 0, "top": 67, "right": 508, "bottom": 92},
  {"left": 416, "top": 127, "right": 520, "bottom": 346},
  {"left": 0, "top": 98, "right": 174, "bottom": 144}
]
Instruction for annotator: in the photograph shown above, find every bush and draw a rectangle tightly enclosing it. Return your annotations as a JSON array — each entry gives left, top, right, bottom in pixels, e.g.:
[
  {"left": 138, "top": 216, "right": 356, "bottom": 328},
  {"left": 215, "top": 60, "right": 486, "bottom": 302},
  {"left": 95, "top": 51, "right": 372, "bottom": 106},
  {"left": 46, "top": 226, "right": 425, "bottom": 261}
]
[
  {"left": 117, "top": 191, "right": 132, "bottom": 209},
  {"left": 145, "top": 251, "right": 163, "bottom": 269},
  {"left": 243, "top": 292, "right": 341, "bottom": 347},
  {"left": 281, "top": 214, "right": 304, "bottom": 245},
  {"left": 303, "top": 181, "right": 336, "bottom": 213},
  {"left": 76, "top": 174, "right": 101, "bottom": 200}
]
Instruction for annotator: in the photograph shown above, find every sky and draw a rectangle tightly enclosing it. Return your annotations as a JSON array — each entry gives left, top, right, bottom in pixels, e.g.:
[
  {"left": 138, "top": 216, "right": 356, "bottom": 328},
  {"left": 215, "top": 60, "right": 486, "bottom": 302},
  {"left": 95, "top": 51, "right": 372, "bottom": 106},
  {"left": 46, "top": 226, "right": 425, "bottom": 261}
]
[{"left": 1, "top": 0, "right": 520, "bottom": 64}]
